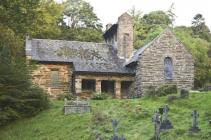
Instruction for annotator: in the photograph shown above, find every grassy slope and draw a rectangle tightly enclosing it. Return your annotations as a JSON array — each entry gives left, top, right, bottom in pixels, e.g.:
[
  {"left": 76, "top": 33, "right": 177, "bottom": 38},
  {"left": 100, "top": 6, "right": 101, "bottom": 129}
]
[{"left": 0, "top": 92, "right": 211, "bottom": 140}]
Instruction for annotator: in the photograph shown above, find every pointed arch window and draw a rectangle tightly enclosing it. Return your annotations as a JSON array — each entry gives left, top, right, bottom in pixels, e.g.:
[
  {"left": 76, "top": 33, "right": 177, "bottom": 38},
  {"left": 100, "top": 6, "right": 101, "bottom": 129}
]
[{"left": 164, "top": 57, "right": 173, "bottom": 80}]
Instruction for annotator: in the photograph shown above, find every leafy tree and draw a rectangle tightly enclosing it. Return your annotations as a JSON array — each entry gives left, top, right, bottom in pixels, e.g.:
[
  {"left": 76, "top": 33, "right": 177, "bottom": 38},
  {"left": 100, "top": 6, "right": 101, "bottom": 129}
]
[
  {"left": 63, "top": 0, "right": 102, "bottom": 29},
  {"left": 167, "top": 3, "right": 177, "bottom": 27},
  {"left": 130, "top": 10, "right": 171, "bottom": 48},
  {"left": 174, "top": 26, "right": 211, "bottom": 88},
  {"left": 0, "top": 25, "right": 49, "bottom": 126},
  {"left": 191, "top": 14, "right": 211, "bottom": 42}
]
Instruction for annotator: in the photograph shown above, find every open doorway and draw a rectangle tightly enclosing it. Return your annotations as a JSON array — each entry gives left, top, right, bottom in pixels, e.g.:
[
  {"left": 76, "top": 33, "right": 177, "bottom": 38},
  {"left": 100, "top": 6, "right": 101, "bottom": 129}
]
[
  {"left": 101, "top": 80, "right": 115, "bottom": 96},
  {"left": 121, "top": 81, "right": 133, "bottom": 98}
]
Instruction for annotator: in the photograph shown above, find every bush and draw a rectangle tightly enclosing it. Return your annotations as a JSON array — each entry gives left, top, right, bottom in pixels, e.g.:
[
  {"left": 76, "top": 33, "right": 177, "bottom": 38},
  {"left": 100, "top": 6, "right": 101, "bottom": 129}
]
[
  {"left": 57, "top": 92, "right": 75, "bottom": 100},
  {"left": 180, "top": 89, "right": 189, "bottom": 99},
  {"left": 167, "top": 95, "right": 178, "bottom": 102},
  {"left": 91, "top": 92, "right": 108, "bottom": 100},
  {"left": 144, "top": 84, "right": 177, "bottom": 97},
  {"left": 144, "top": 86, "right": 157, "bottom": 97},
  {"left": 157, "top": 84, "right": 177, "bottom": 96},
  {"left": 0, "top": 86, "right": 49, "bottom": 126}
]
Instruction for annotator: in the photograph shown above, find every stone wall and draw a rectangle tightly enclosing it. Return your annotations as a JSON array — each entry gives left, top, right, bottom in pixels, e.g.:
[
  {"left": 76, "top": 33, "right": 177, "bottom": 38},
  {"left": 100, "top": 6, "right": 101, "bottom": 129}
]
[
  {"left": 117, "top": 13, "right": 133, "bottom": 59},
  {"left": 32, "top": 63, "right": 72, "bottom": 97},
  {"left": 135, "top": 28, "right": 194, "bottom": 95}
]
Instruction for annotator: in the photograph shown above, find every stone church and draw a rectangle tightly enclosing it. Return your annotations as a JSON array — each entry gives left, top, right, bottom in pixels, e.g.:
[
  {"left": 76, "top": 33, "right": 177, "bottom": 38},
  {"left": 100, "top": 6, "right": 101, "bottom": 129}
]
[{"left": 25, "top": 12, "right": 194, "bottom": 98}]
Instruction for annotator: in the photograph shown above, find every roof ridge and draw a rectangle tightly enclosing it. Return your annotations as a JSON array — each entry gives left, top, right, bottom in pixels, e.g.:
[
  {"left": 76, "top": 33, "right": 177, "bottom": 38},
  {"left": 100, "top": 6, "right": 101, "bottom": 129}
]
[{"left": 31, "top": 38, "right": 107, "bottom": 46}]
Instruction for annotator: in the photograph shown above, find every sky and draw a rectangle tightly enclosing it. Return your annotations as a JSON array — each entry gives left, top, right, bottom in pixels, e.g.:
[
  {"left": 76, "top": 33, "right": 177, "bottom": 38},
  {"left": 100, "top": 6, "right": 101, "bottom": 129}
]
[{"left": 83, "top": 0, "right": 211, "bottom": 30}]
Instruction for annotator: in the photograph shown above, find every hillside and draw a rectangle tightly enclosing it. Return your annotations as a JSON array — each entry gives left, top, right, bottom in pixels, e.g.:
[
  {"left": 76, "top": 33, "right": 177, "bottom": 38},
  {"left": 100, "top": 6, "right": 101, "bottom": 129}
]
[{"left": 0, "top": 92, "right": 211, "bottom": 140}]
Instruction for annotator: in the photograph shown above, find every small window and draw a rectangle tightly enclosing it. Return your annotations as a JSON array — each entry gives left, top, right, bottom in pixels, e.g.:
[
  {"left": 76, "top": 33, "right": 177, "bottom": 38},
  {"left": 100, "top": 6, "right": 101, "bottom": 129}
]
[
  {"left": 82, "top": 79, "right": 95, "bottom": 92},
  {"left": 164, "top": 57, "right": 173, "bottom": 80},
  {"left": 50, "top": 70, "right": 59, "bottom": 87}
]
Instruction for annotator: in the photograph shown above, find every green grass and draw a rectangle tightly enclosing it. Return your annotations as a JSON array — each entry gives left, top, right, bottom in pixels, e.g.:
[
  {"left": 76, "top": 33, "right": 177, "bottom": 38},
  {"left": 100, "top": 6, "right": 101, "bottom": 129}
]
[{"left": 1, "top": 92, "right": 211, "bottom": 140}]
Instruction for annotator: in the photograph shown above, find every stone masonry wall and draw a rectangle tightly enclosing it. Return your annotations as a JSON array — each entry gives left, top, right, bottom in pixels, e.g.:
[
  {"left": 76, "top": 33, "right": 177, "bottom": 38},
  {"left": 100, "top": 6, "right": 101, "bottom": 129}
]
[
  {"left": 135, "top": 28, "right": 194, "bottom": 95},
  {"left": 32, "top": 63, "right": 72, "bottom": 97}
]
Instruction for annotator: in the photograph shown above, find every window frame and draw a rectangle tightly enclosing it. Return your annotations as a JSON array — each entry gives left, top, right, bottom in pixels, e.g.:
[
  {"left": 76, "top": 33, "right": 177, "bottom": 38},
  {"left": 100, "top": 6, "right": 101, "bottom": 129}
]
[{"left": 164, "top": 57, "right": 173, "bottom": 80}]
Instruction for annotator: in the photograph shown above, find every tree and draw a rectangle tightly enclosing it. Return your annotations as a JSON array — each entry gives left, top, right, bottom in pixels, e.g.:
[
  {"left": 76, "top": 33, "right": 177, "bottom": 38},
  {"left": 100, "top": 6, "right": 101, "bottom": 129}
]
[
  {"left": 167, "top": 3, "right": 177, "bottom": 27},
  {"left": 130, "top": 10, "right": 171, "bottom": 48},
  {"left": 63, "top": 0, "right": 102, "bottom": 30},
  {"left": 174, "top": 26, "right": 211, "bottom": 88},
  {"left": 191, "top": 14, "right": 211, "bottom": 42}
]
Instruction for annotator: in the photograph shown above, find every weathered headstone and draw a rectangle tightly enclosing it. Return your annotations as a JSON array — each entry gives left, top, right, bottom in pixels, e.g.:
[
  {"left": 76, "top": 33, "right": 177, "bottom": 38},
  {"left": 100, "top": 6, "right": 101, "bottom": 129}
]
[
  {"left": 160, "top": 104, "right": 173, "bottom": 130},
  {"left": 109, "top": 119, "right": 125, "bottom": 140},
  {"left": 180, "top": 89, "right": 189, "bottom": 99},
  {"left": 189, "top": 110, "right": 200, "bottom": 133},
  {"left": 152, "top": 111, "right": 161, "bottom": 140}
]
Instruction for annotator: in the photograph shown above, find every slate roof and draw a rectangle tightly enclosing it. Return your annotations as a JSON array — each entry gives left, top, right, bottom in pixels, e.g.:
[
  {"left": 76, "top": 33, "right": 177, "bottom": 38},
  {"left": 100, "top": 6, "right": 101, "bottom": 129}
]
[
  {"left": 26, "top": 39, "right": 134, "bottom": 74},
  {"left": 124, "top": 40, "right": 153, "bottom": 66},
  {"left": 103, "top": 24, "right": 118, "bottom": 38}
]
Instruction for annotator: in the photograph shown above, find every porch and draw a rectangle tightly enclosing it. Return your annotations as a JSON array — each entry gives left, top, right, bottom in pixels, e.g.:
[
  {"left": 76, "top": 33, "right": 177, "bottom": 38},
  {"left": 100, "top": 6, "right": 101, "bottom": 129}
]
[{"left": 74, "top": 74, "right": 134, "bottom": 98}]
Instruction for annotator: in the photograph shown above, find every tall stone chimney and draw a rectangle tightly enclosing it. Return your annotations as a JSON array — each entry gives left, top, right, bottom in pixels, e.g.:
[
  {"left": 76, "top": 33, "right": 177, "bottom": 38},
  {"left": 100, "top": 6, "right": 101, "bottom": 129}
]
[{"left": 117, "top": 12, "right": 133, "bottom": 59}]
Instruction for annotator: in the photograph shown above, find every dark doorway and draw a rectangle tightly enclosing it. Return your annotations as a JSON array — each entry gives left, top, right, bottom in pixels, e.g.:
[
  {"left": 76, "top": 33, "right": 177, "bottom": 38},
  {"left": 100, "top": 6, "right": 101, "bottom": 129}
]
[
  {"left": 121, "top": 81, "right": 133, "bottom": 98},
  {"left": 101, "top": 80, "right": 115, "bottom": 96},
  {"left": 82, "top": 79, "right": 95, "bottom": 93}
]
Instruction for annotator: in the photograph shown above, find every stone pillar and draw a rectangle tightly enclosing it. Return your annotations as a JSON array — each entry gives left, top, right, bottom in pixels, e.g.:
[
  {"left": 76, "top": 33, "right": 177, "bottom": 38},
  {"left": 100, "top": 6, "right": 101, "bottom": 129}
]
[
  {"left": 95, "top": 80, "right": 101, "bottom": 93},
  {"left": 115, "top": 81, "right": 121, "bottom": 98},
  {"left": 75, "top": 78, "right": 82, "bottom": 94}
]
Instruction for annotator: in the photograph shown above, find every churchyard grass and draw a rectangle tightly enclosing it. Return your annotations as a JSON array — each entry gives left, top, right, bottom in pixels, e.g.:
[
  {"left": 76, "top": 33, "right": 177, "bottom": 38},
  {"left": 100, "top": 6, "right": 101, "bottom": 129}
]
[{"left": 0, "top": 92, "right": 211, "bottom": 140}]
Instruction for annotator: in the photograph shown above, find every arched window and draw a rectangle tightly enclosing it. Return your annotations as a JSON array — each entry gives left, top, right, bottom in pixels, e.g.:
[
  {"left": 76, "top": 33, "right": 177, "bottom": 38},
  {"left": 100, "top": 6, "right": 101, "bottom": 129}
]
[{"left": 164, "top": 57, "right": 173, "bottom": 80}]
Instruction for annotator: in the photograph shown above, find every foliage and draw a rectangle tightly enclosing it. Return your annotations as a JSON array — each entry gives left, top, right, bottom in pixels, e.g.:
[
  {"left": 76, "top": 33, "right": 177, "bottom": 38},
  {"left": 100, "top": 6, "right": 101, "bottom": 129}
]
[
  {"left": 0, "top": 25, "right": 49, "bottom": 126},
  {"left": 59, "top": 27, "right": 103, "bottom": 42},
  {"left": 174, "top": 26, "right": 211, "bottom": 88},
  {"left": 63, "top": 0, "right": 102, "bottom": 29},
  {"left": 156, "top": 84, "right": 177, "bottom": 96},
  {"left": 56, "top": 92, "right": 75, "bottom": 100},
  {"left": 191, "top": 14, "right": 211, "bottom": 42},
  {"left": 180, "top": 89, "right": 189, "bottom": 99},
  {"left": 166, "top": 95, "right": 178, "bottom": 103},
  {"left": 130, "top": 10, "right": 171, "bottom": 48},
  {"left": 145, "top": 84, "right": 177, "bottom": 97},
  {"left": 91, "top": 92, "right": 108, "bottom": 100},
  {"left": 144, "top": 86, "right": 157, "bottom": 97}
]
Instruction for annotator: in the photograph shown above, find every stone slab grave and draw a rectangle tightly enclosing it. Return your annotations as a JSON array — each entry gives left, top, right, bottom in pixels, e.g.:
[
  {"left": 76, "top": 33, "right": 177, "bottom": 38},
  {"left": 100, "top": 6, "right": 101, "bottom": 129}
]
[{"left": 64, "top": 97, "right": 91, "bottom": 114}]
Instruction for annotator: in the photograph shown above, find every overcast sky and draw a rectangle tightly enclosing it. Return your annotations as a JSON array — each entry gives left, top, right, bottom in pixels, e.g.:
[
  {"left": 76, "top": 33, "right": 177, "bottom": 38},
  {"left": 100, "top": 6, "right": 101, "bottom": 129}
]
[{"left": 84, "top": 0, "right": 211, "bottom": 30}]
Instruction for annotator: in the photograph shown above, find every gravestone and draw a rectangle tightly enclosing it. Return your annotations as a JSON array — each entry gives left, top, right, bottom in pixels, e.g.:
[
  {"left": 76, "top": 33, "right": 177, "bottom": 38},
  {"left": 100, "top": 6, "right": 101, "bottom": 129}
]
[
  {"left": 189, "top": 110, "right": 200, "bottom": 133},
  {"left": 64, "top": 97, "right": 91, "bottom": 114},
  {"left": 109, "top": 119, "right": 125, "bottom": 140},
  {"left": 152, "top": 111, "right": 161, "bottom": 140},
  {"left": 160, "top": 104, "right": 173, "bottom": 130}
]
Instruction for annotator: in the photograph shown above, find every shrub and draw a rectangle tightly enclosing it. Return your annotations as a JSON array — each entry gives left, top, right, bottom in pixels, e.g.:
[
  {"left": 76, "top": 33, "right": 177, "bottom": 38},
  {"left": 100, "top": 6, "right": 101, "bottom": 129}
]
[
  {"left": 144, "top": 84, "right": 177, "bottom": 97},
  {"left": 0, "top": 86, "right": 49, "bottom": 126},
  {"left": 144, "top": 86, "right": 157, "bottom": 97},
  {"left": 167, "top": 95, "right": 178, "bottom": 102},
  {"left": 91, "top": 92, "right": 108, "bottom": 100},
  {"left": 57, "top": 92, "right": 75, "bottom": 100},
  {"left": 157, "top": 84, "right": 177, "bottom": 96},
  {"left": 180, "top": 89, "right": 189, "bottom": 99}
]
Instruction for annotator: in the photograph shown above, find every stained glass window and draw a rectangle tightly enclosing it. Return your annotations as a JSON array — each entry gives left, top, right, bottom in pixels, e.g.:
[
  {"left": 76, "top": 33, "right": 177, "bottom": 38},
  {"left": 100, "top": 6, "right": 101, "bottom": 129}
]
[{"left": 164, "top": 57, "right": 173, "bottom": 80}]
